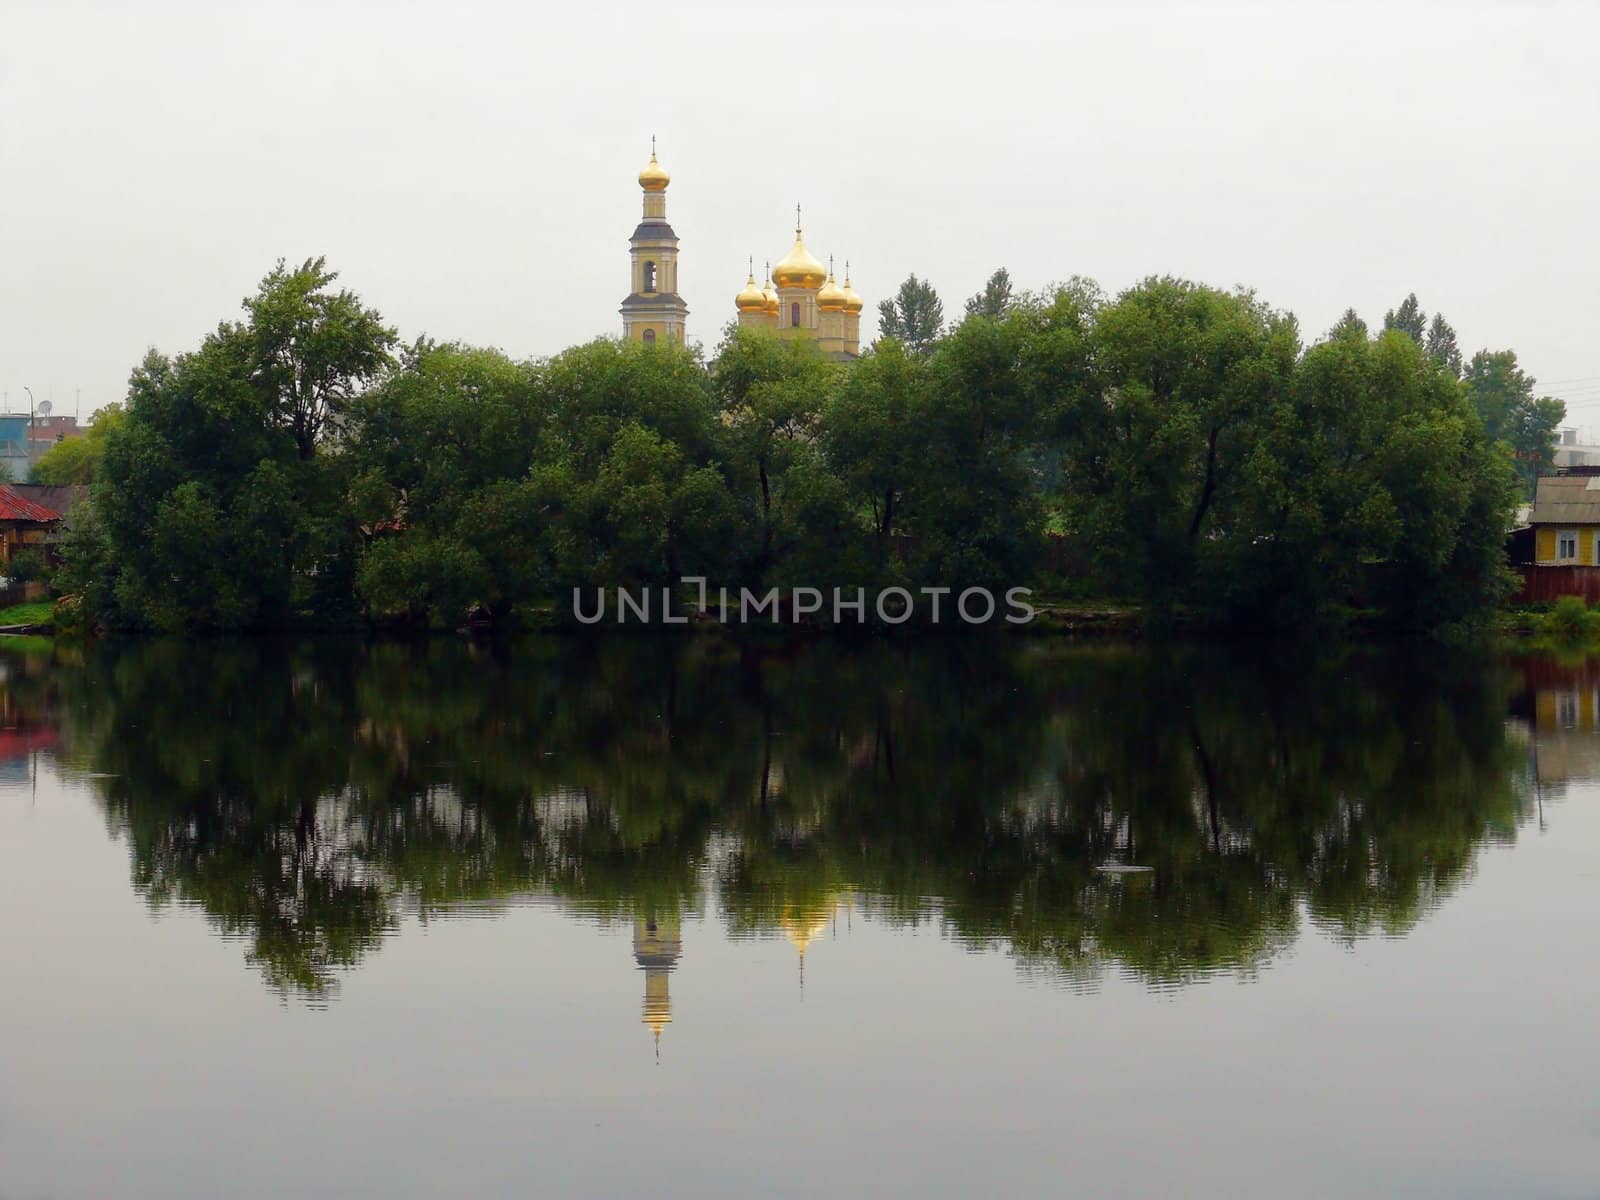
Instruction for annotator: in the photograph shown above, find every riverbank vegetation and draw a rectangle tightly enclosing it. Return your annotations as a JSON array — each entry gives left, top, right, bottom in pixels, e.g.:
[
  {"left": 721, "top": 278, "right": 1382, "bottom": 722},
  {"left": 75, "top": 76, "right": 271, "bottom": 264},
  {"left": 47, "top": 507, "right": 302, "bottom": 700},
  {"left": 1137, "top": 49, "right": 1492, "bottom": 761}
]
[{"left": 55, "top": 260, "right": 1550, "bottom": 633}]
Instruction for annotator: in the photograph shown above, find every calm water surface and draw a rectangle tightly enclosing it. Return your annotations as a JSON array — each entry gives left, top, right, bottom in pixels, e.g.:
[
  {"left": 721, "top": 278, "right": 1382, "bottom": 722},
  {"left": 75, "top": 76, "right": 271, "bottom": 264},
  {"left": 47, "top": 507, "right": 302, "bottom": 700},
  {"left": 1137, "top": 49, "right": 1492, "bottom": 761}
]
[{"left": 0, "top": 637, "right": 1594, "bottom": 1198}]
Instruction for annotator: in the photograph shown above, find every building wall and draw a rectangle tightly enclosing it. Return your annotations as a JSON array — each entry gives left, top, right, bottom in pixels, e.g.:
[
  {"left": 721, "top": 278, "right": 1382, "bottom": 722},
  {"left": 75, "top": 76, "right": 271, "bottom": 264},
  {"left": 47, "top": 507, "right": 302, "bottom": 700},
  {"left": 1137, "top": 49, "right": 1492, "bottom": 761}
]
[
  {"left": 631, "top": 239, "right": 680, "bottom": 296},
  {"left": 627, "top": 321, "right": 679, "bottom": 344},
  {"left": 0, "top": 524, "right": 51, "bottom": 563},
  {"left": 1512, "top": 565, "right": 1600, "bottom": 604},
  {"left": 776, "top": 287, "right": 818, "bottom": 336},
  {"left": 1534, "top": 524, "right": 1600, "bottom": 566}
]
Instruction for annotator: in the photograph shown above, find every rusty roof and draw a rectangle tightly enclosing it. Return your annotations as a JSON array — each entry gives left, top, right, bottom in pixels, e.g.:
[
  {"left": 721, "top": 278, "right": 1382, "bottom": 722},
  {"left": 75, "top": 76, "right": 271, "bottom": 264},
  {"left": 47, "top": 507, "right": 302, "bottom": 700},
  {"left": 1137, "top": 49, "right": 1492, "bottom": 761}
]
[{"left": 0, "top": 485, "right": 62, "bottom": 523}]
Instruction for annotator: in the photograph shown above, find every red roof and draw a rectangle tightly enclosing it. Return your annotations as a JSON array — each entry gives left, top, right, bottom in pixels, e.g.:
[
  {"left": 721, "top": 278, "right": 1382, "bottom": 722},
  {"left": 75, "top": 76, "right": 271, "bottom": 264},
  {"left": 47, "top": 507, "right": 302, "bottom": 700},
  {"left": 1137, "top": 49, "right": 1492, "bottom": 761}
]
[{"left": 0, "top": 486, "right": 61, "bottom": 522}]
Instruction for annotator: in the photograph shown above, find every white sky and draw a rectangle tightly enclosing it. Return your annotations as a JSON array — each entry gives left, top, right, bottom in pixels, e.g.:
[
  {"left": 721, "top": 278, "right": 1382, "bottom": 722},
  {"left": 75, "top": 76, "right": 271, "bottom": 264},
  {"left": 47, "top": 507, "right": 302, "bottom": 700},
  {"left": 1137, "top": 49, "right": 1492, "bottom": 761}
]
[{"left": 3, "top": 1, "right": 1597, "bottom": 422}]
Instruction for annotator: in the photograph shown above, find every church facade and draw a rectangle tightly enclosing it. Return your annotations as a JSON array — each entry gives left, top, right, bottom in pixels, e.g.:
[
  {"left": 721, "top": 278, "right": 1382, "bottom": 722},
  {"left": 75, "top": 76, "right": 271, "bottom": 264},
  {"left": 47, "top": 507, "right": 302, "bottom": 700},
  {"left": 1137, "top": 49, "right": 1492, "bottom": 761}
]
[
  {"left": 620, "top": 145, "right": 862, "bottom": 358},
  {"left": 735, "top": 210, "right": 863, "bottom": 358}
]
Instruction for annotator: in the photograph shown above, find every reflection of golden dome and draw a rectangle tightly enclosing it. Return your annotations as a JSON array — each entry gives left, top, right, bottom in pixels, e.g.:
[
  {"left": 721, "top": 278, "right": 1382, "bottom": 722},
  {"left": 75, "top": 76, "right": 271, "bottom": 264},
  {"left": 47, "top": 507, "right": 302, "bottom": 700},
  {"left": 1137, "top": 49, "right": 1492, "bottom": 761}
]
[
  {"left": 638, "top": 147, "right": 670, "bottom": 193},
  {"left": 780, "top": 907, "right": 831, "bottom": 957},
  {"left": 817, "top": 264, "right": 847, "bottom": 312},
  {"left": 842, "top": 264, "right": 864, "bottom": 315},
  {"left": 773, "top": 221, "right": 827, "bottom": 290},
  {"left": 736, "top": 262, "right": 767, "bottom": 313},
  {"left": 762, "top": 265, "right": 779, "bottom": 314}
]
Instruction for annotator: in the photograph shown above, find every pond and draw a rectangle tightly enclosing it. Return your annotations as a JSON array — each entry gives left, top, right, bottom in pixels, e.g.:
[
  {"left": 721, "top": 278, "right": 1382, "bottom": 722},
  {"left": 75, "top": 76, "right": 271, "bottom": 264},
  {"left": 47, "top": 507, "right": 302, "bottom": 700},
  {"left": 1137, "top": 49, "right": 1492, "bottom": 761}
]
[{"left": 0, "top": 637, "right": 1593, "bottom": 1198}]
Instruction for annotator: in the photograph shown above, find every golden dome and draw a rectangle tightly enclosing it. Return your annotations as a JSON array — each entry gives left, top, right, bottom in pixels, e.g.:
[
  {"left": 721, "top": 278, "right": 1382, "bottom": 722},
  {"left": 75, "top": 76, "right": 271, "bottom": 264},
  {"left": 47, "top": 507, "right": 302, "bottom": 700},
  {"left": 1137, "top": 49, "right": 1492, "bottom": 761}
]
[
  {"left": 817, "top": 262, "right": 847, "bottom": 312},
  {"left": 638, "top": 142, "right": 670, "bottom": 193},
  {"left": 736, "top": 261, "right": 767, "bottom": 313},
  {"left": 762, "top": 264, "right": 779, "bottom": 314},
  {"left": 772, "top": 209, "right": 827, "bottom": 290},
  {"left": 842, "top": 263, "right": 864, "bottom": 314}
]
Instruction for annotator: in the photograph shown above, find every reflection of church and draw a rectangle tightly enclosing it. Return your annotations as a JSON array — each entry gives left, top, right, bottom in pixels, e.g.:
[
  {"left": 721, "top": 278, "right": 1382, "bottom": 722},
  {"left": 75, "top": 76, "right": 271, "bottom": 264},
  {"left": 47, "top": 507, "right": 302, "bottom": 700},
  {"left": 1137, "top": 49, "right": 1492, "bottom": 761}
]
[
  {"left": 779, "top": 894, "right": 853, "bottom": 995},
  {"left": 632, "top": 913, "right": 682, "bottom": 1057},
  {"left": 628, "top": 894, "right": 855, "bottom": 1056}
]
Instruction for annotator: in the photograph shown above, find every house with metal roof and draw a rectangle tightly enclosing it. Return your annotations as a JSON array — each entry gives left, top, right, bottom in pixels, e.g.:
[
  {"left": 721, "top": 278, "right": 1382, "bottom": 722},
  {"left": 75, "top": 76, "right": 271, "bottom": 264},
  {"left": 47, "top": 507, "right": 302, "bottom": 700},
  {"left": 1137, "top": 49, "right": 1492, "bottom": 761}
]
[
  {"left": 1530, "top": 475, "right": 1600, "bottom": 566},
  {"left": 0, "top": 484, "right": 66, "bottom": 564}
]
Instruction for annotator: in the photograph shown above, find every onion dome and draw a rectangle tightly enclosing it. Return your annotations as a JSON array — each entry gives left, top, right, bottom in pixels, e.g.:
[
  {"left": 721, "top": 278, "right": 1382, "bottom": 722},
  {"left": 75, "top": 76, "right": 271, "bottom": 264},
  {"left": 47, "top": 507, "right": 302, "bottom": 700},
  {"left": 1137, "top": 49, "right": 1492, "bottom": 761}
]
[
  {"left": 772, "top": 207, "right": 827, "bottom": 289},
  {"left": 842, "top": 263, "right": 864, "bottom": 314},
  {"left": 638, "top": 140, "right": 670, "bottom": 192},
  {"left": 736, "top": 259, "right": 767, "bottom": 313},
  {"left": 762, "top": 264, "right": 780, "bottom": 314},
  {"left": 817, "top": 259, "right": 847, "bottom": 312}
]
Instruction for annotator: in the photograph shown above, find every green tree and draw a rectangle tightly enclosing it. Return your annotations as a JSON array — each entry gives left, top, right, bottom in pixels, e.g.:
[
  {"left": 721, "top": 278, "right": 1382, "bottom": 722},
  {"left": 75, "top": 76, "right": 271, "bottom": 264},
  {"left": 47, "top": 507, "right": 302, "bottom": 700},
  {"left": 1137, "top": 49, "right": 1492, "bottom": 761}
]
[
  {"left": 710, "top": 326, "right": 833, "bottom": 578},
  {"left": 67, "top": 261, "right": 392, "bottom": 630},
  {"left": 30, "top": 405, "right": 127, "bottom": 485},
  {"left": 5, "top": 546, "right": 49, "bottom": 584},
  {"left": 1056, "top": 278, "right": 1300, "bottom": 607},
  {"left": 910, "top": 307, "right": 1048, "bottom": 587},
  {"left": 346, "top": 340, "right": 540, "bottom": 532},
  {"left": 1462, "top": 349, "right": 1564, "bottom": 495},
  {"left": 1328, "top": 307, "right": 1368, "bottom": 340},
  {"left": 963, "top": 267, "right": 1015, "bottom": 321},
  {"left": 1425, "top": 313, "right": 1463, "bottom": 377},
  {"left": 875, "top": 274, "right": 945, "bottom": 355},
  {"left": 1383, "top": 292, "right": 1427, "bottom": 343},
  {"left": 1242, "top": 329, "right": 1517, "bottom": 628},
  {"left": 821, "top": 338, "right": 930, "bottom": 549},
  {"left": 246, "top": 257, "right": 396, "bottom": 460},
  {"left": 356, "top": 531, "right": 489, "bottom": 626}
]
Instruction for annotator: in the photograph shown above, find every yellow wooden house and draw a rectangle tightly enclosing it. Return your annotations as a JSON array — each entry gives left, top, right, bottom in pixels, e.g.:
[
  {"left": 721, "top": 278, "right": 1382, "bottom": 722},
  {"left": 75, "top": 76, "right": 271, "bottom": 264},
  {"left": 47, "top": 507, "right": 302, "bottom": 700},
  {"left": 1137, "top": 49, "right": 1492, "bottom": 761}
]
[{"left": 1530, "top": 475, "right": 1600, "bottom": 565}]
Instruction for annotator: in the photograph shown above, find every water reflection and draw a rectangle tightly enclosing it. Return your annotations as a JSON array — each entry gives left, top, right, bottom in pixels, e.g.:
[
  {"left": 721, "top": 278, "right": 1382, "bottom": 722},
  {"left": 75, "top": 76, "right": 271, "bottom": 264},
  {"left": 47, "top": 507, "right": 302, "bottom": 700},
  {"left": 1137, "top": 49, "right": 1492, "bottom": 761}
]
[
  {"left": 0, "top": 636, "right": 1561, "bottom": 1007},
  {"left": 1507, "top": 653, "right": 1600, "bottom": 789}
]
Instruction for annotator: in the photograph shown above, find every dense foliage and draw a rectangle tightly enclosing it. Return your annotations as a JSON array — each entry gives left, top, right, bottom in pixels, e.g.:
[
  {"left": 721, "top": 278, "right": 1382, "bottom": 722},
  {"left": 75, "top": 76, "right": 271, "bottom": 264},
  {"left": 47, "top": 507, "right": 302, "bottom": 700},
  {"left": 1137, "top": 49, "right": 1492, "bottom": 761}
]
[
  {"left": 29, "top": 404, "right": 127, "bottom": 485},
  {"left": 60, "top": 261, "right": 1540, "bottom": 632}
]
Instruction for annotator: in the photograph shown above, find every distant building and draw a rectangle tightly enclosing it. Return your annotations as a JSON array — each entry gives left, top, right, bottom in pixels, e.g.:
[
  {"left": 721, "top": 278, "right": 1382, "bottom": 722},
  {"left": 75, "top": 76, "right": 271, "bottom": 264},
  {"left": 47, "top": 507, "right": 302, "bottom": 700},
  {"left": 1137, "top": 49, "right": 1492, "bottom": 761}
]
[
  {"left": 1528, "top": 475, "right": 1600, "bottom": 565},
  {"left": 0, "top": 485, "right": 66, "bottom": 563},
  {"left": 735, "top": 216, "right": 864, "bottom": 359},
  {"left": 26, "top": 415, "right": 82, "bottom": 464},
  {"left": 1508, "top": 474, "right": 1600, "bottom": 602},
  {"left": 617, "top": 144, "right": 865, "bottom": 358},
  {"left": 0, "top": 414, "right": 84, "bottom": 480},
  {"left": 1553, "top": 427, "right": 1600, "bottom": 470},
  {"left": 619, "top": 142, "right": 690, "bottom": 347},
  {"left": 0, "top": 417, "right": 30, "bottom": 484}
]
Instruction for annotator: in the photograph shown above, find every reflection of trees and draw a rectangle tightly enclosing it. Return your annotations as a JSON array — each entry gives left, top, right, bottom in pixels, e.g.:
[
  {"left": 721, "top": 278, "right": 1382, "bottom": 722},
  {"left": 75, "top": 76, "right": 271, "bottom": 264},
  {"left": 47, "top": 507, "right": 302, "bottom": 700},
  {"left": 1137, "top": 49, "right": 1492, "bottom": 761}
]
[{"left": 58, "top": 636, "right": 1531, "bottom": 998}]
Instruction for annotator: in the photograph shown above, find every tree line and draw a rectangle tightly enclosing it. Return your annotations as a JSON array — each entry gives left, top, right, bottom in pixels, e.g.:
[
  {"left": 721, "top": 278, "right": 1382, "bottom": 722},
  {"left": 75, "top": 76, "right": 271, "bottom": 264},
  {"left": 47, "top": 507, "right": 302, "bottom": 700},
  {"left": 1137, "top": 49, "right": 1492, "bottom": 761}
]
[{"left": 54, "top": 259, "right": 1560, "bottom": 631}]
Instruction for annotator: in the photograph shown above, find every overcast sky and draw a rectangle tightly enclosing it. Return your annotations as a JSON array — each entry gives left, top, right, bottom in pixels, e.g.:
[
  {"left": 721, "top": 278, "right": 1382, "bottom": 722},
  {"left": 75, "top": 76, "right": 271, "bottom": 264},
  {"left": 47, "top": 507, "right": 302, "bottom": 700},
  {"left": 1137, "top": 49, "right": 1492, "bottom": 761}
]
[{"left": 3, "top": 0, "right": 1597, "bottom": 424}]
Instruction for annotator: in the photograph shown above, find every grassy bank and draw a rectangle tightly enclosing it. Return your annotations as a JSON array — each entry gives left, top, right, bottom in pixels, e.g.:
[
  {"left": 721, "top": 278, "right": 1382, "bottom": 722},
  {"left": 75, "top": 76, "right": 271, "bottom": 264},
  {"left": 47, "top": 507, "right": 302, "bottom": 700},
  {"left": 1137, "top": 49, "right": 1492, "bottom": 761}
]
[{"left": 0, "top": 600, "right": 56, "bottom": 630}]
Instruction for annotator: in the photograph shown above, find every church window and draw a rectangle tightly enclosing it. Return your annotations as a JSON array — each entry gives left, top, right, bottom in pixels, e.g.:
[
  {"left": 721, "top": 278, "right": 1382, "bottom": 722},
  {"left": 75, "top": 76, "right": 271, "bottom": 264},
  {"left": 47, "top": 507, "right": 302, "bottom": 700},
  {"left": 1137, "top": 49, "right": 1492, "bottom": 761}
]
[
  {"left": 643, "top": 261, "right": 657, "bottom": 292},
  {"left": 643, "top": 329, "right": 657, "bottom": 345},
  {"left": 791, "top": 302, "right": 801, "bottom": 328}
]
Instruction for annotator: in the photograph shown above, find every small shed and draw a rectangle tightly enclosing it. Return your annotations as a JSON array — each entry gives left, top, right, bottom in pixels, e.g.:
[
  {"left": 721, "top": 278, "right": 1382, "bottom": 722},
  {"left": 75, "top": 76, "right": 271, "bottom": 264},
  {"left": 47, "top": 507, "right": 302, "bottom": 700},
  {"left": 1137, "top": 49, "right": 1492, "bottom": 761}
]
[{"left": 0, "top": 485, "right": 64, "bottom": 563}]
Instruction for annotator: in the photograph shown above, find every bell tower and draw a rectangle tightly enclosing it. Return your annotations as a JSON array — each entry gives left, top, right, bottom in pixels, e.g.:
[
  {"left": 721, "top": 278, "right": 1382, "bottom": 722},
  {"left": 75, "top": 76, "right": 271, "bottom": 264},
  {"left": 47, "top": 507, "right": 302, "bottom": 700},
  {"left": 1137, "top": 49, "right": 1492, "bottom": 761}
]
[{"left": 621, "top": 138, "right": 689, "bottom": 345}]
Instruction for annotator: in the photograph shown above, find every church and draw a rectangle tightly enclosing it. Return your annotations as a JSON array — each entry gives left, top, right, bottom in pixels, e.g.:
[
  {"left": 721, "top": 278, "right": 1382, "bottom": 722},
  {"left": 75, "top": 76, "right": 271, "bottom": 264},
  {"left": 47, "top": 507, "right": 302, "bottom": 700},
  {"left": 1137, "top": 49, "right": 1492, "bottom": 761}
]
[{"left": 620, "top": 143, "right": 864, "bottom": 359}]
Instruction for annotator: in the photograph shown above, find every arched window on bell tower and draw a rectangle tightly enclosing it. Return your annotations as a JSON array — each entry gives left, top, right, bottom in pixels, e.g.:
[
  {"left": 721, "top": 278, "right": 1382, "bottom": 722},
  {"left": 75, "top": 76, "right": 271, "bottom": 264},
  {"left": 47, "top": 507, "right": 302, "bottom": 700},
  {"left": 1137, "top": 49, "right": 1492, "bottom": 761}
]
[
  {"left": 643, "top": 262, "right": 657, "bottom": 293},
  {"left": 790, "top": 302, "right": 801, "bottom": 328},
  {"left": 643, "top": 329, "right": 657, "bottom": 345}
]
